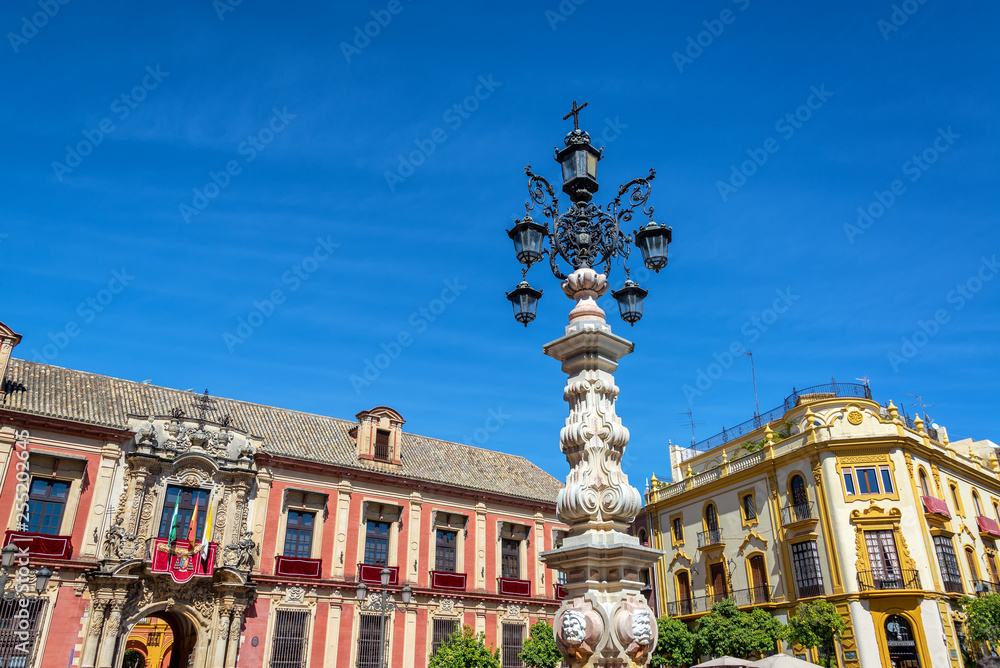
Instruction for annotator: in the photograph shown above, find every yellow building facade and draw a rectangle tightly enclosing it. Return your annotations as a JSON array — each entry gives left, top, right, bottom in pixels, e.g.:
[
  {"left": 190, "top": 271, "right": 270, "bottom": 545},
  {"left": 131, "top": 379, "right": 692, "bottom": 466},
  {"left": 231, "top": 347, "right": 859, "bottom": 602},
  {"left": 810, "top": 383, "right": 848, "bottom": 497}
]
[{"left": 644, "top": 383, "right": 1000, "bottom": 667}]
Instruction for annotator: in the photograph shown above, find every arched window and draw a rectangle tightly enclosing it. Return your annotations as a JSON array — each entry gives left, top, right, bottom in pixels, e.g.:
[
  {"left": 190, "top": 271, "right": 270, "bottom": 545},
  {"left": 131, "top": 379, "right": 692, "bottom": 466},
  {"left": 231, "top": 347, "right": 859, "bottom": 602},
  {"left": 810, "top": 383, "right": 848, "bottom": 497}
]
[
  {"left": 790, "top": 474, "right": 808, "bottom": 507},
  {"left": 742, "top": 494, "right": 757, "bottom": 521},
  {"left": 965, "top": 547, "right": 980, "bottom": 586},
  {"left": 918, "top": 468, "right": 930, "bottom": 497},
  {"left": 748, "top": 554, "right": 769, "bottom": 604},
  {"left": 705, "top": 504, "right": 719, "bottom": 532},
  {"left": 637, "top": 529, "right": 648, "bottom": 547},
  {"left": 950, "top": 484, "right": 963, "bottom": 515},
  {"left": 884, "top": 615, "right": 921, "bottom": 666},
  {"left": 973, "top": 491, "right": 984, "bottom": 517},
  {"left": 676, "top": 570, "right": 692, "bottom": 615}
]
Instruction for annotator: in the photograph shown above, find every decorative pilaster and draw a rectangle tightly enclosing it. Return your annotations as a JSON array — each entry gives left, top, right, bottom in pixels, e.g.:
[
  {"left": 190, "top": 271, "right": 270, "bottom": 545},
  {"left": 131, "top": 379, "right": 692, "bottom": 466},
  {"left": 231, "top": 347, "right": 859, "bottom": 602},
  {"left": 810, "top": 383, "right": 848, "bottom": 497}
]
[
  {"left": 225, "top": 605, "right": 245, "bottom": 667},
  {"left": 81, "top": 600, "right": 108, "bottom": 668},
  {"left": 540, "top": 268, "right": 662, "bottom": 668},
  {"left": 96, "top": 599, "right": 124, "bottom": 668},
  {"left": 213, "top": 607, "right": 232, "bottom": 668}
]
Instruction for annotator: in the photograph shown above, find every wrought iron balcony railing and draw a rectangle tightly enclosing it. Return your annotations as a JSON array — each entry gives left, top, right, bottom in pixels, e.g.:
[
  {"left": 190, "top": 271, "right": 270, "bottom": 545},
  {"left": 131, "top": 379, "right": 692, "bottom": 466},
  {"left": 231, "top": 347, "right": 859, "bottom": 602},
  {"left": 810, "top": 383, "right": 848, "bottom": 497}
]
[
  {"left": 857, "top": 568, "right": 921, "bottom": 592},
  {"left": 797, "top": 583, "right": 825, "bottom": 598},
  {"left": 974, "top": 579, "right": 1000, "bottom": 594},
  {"left": 663, "top": 591, "right": 732, "bottom": 617},
  {"left": 942, "top": 578, "right": 965, "bottom": 595},
  {"left": 732, "top": 585, "right": 774, "bottom": 607},
  {"left": 780, "top": 502, "right": 815, "bottom": 525},
  {"left": 697, "top": 529, "right": 724, "bottom": 548}
]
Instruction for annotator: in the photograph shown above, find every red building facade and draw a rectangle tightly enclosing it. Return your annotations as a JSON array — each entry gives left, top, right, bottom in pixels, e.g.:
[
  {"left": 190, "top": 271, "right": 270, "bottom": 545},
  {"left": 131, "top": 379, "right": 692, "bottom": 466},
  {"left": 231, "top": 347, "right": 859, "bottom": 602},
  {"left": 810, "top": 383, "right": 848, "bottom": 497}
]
[{"left": 0, "top": 322, "right": 567, "bottom": 668}]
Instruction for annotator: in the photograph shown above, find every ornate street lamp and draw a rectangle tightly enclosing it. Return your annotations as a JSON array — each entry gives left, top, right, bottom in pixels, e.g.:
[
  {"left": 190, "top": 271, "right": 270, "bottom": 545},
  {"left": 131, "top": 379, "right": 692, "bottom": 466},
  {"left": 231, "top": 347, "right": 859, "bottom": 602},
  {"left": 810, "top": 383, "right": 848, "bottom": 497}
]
[
  {"left": 355, "top": 568, "right": 412, "bottom": 668},
  {"left": 504, "top": 100, "right": 672, "bottom": 327},
  {"left": 505, "top": 102, "right": 668, "bottom": 668},
  {"left": 0, "top": 544, "right": 53, "bottom": 598}
]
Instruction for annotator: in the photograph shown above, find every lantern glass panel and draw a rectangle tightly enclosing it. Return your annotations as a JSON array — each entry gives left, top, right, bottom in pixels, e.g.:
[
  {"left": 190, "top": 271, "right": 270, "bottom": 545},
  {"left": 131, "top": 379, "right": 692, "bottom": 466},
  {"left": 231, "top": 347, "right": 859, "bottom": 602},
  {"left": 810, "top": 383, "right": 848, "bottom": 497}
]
[{"left": 586, "top": 151, "right": 598, "bottom": 179}]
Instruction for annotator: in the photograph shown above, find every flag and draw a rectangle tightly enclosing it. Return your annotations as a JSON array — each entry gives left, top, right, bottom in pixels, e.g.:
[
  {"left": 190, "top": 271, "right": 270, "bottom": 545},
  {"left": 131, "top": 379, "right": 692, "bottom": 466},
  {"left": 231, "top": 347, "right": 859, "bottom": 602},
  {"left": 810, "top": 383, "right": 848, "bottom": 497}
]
[
  {"left": 186, "top": 496, "right": 199, "bottom": 543},
  {"left": 167, "top": 493, "right": 181, "bottom": 545},
  {"left": 201, "top": 495, "right": 214, "bottom": 560}
]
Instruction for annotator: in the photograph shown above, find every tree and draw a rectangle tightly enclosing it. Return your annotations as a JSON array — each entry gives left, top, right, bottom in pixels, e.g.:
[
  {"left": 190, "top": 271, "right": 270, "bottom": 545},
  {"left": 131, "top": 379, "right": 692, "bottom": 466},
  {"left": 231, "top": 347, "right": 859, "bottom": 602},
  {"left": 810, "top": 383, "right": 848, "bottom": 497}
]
[
  {"left": 695, "top": 599, "right": 785, "bottom": 659},
  {"left": 429, "top": 626, "right": 501, "bottom": 668},
  {"left": 519, "top": 621, "right": 561, "bottom": 668},
  {"left": 122, "top": 650, "right": 145, "bottom": 668},
  {"left": 960, "top": 593, "right": 1000, "bottom": 657},
  {"left": 784, "top": 600, "right": 847, "bottom": 668},
  {"left": 652, "top": 616, "right": 697, "bottom": 668}
]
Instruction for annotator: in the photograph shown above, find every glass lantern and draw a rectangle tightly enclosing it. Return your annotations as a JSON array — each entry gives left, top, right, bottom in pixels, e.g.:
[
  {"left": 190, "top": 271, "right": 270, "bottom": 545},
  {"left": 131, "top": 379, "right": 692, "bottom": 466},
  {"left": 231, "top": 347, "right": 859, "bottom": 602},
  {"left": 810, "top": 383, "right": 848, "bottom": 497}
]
[
  {"left": 555, "top": 131, "right": 601, "bottom": 201},
  {"left": 634, "top": 222, "right": 672, "bottom": 272},
  {"left": 611, "top": 279, "right": 647, "bottom": 326},
  {"left": 505, "top": 280, "right": 543, "bottom": 326},
  {"left": 506, "top": 214, "right": 547, "bottom": 266}
]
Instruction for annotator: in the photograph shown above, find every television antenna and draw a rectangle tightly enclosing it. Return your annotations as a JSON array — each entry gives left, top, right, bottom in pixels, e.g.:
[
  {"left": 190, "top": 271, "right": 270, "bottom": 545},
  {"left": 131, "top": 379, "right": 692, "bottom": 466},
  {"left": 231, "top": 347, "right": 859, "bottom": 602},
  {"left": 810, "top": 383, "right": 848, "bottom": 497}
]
[
  {"left": 737, "top": 350, "right": 760, "bottom": 418},
  {"left": 905, "top": 393, "right": 935, "bottom": 420},
  {"left": 679, "top": 410, "right": 703, "bottom": 447}
]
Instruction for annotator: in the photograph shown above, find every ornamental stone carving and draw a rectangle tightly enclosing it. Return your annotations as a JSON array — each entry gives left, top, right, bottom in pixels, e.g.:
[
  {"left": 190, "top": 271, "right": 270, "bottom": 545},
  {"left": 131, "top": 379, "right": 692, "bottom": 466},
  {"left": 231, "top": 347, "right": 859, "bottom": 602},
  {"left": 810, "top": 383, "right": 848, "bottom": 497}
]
[
  {"left": 614, "top": 597, "right": 655, "bottom": 664},
  {"left": 554, "top": 599, "right": 604, "bottom": 667}
]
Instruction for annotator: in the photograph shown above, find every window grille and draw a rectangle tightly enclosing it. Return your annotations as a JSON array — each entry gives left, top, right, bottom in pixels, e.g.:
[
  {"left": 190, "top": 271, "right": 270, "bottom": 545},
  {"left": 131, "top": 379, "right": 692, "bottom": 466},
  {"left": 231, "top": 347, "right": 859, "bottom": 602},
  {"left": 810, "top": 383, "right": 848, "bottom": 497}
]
[
  {"left": 501, "top": 623, "right": 524, "bottom": 668},
  {"left": 790, "top": 540, "right": 824, "bottom": 597},
  {"left": 933, "top": 535, "right": 963, "bottom": 593},
  {"left": 374, "top": 430, "right": 391, "bottom": 461},
  {"left": 356, "top": 613, "right": 388, "bottom": 668},
  {"left": 431, "top": 618, "right": 458, "bottom": 657},
  {"left": 270, "top": 609, "right": 309, "bottom": 668},
  {"left": 0, "top": 598, "right": 45, "bottom": 668},
  {"left": 742, "top": 494, "right": 756, "bottom": 521}
]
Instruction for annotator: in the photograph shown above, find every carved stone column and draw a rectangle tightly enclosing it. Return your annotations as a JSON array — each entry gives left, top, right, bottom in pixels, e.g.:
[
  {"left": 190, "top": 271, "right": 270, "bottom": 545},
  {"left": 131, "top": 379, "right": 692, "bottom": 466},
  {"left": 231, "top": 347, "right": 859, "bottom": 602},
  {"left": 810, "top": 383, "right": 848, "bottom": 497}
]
[
  {"left": 96, "top": 599, "right": 124, "bottom": 668},
  {"left": 213, "top": 607, "right": 232, "bottom": 668},
  {"left": 539, "top": 268, "right": 661, "bottom": 668},
  {"left": 81, "top": 600, "right": 108, "bottom": 668},
  {"left": 225, "top": 604, "right": 245, "bottom": 667}
]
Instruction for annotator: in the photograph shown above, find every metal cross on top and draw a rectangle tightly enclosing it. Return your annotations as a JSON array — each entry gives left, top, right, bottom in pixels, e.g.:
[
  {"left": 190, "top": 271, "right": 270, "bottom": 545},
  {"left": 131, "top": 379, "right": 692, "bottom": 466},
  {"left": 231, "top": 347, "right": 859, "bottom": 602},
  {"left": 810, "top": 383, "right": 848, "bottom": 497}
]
[
  {"left": 563, "top": 100, "right": 588, "bottom": 130},
  {"left": 191, "top": 389, "right": 216, "bottom": 424}
]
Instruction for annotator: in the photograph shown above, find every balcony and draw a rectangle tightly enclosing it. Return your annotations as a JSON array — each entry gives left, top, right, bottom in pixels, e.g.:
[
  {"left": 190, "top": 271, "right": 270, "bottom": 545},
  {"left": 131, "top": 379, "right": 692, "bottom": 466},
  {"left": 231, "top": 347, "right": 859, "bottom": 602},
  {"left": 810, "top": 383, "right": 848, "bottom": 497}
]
[
  {"left": 498, "top": 577, "right": 531, "bottom": 597},
  {"left": 780, "top": 502, "right": 816, "bottom": 526},
  {"left": 697, "top": 529, "right": 724, "bottom": 550},
  {"left": 429, "top": 570, "right": 467, "bottom": 591},
  {"left": 921, "top": 495, "right": 951, "bottom": 518},
  {"left": 554, "top": 583, "right": 567, "bottom": 600},
  {"left": 942, "top": 578, "right": 965, "bottom": 595},
  {"left": 976, "top": 515, "right": 1000, "bottom": 539},
  {"left": 857, "top": 568, "right": 921, "bottom": 592},
  {"left": 664, "top": 591, "right": 731, "bottom": 617},
  {"left": 732, "top": 585, "right": 774, "bottom": 607},
  {"left": 358, "top": 563, "right": 398, "bottom": 585},
  {"left": 274, "top": 555, "right": 322, "bottom": 579},
  {"left": 3, "top": 530, "right": 72, "bottom": 559},
  {"left": 797, "top": 583, "right": 825, "bottom": 598},
  {"left": 973, "top": 579, "right": 1000, "bottom": 595}
]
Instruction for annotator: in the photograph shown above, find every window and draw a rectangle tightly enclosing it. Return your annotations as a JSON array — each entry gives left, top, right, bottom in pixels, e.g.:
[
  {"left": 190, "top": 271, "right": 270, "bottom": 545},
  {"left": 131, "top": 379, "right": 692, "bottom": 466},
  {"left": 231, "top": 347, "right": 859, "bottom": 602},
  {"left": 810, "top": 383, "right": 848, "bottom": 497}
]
[
  {"left": 374, "top": 429, "right": 391, "bottom": 461},
  {"left": 880, "top": 468, "right": 894, "bottom": 494},
  {"left": 501, "top": 538, "right": 521, "bottom": 579},
  {"left": 501, "top": 623, "right": 524, "bottom": 668},
  {"left": 986, "top": 552, "right": 1000, "bottom": 584},
  {"left": 950, "top": 484, "right": 963, "bottom": 515},
  {"left": 965, "top": 548, "right": 979, "bottom": 586},
  {"left": 432, "top": 619, "right": 458, "bottom": 657},
  {"left": 742, "top": 494, "right": 757, "bottom": 521},
  {"left": 705, "top": 504, "right": 719, "bottom": 532},
  {"left": 865, "top": 530, "right": 902, "bottom": 586},
  {"left": 283, "top": 510, "right": 314, "bottom": 558},
  {"left": 27, "top": 478, "right": 68, "bottom": 535},
  {"left": 0, "top": 598, "right": 45, "bottom": 668},
  {"left": 637, "top": 529, "right": 648, "bottom": 547},
  {"left": 918, "top": 469, "right": 930, "bottom": 496},
  {"left": 933, "top": 536, "right": 963, "bottom": 593},
  {"left": 973, "top": 492, "right": 984, "bottom": 517},
  {"left": 435, "top": 530, "right": 457, "bottom": 572},
  {"left": 790, "top": 475, "right": 808, "bottom": 506},
  {"left": 676, "top": 571, "right": 692, "bottom": 615},
  {"left": 790, "top": 540, "right": 824, "bottom": 598},
  {"left": 749, "top": 555, "right": 769, "bottom": 604},
  {"left": 842, "top": 469, "right": 856, "bottom": 496},
  {"left": 356, "top": 614, "right": 387, "bottom": 668},
  {"left": 364, "top": 520, "right": 391, "bottom": 566},
  {"left": 856, "top": 468, "right": 879, "bottom": 494},
  {"left": 270, "top": 609, "right": 310, "bottom": 668},
  {"left": 994, "top": 501, "right": 1000, "bottom": 522},
  {"left": 157, "top": 486, "right": 209, "bottom": 540},
  {"left": 671, "top": 517, "right": 683, "bottom": 544}
]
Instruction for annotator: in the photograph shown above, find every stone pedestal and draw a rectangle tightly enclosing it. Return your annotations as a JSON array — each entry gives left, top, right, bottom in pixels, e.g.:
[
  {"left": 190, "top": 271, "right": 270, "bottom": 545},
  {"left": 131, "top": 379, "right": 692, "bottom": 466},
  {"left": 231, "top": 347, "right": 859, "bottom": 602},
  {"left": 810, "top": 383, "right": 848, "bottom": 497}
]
[{"left": 539, "top": 267, "right": 662, "bottom": 668}]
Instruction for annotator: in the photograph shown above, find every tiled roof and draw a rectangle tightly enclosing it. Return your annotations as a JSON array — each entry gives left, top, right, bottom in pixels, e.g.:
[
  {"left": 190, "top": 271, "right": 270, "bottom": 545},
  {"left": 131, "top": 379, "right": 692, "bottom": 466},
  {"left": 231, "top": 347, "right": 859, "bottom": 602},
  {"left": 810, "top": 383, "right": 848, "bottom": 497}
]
[{"left": 1, "top": 359, "right": 562, "bottom": 504}]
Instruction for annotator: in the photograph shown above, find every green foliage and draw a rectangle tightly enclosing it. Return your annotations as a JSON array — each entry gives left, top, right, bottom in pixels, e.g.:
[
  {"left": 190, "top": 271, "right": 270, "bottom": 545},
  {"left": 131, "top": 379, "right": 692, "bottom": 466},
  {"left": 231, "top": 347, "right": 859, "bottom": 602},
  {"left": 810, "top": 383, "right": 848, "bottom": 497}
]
[
  {"left": 695, "top": 599, "right": 784, "bottom": 659},
  {"left": 122, "top": 650, "right": 145, "bottom": 668},
  {"left": 784, "top": 600, "right": 847, "bottom": 668},
  {"left": 652, "top": 616, "right": 697, "bottom": 668},
  {"left": 960, "top": 593, "right": 1000, "bottom": 652},
  {"left": 518, "top": 621, "right": 561, "bottom": 668},
  {"left": 428, "top": 625, "right": 501, "bottom": 668},
  {"left": 738, "top": 421, "right": 795, "bottom": 456}
]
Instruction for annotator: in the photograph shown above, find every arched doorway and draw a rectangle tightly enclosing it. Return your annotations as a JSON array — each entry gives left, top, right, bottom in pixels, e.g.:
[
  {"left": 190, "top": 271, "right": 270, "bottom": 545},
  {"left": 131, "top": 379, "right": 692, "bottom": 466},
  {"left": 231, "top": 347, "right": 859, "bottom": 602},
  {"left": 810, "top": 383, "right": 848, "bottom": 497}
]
[
  {"left": 884, "top": 614, "right": 921, "bottom": 667},
  {"left": 119, "top": 609, "right": 197, "bottom": 668}
]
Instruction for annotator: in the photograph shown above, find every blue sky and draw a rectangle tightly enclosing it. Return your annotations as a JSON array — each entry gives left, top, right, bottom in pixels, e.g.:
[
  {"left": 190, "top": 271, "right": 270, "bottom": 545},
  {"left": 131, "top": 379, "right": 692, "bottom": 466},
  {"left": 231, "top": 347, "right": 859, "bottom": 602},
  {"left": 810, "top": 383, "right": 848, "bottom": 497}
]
[{"left": 2, "top": 1, "right": 998, "bottom": 485}]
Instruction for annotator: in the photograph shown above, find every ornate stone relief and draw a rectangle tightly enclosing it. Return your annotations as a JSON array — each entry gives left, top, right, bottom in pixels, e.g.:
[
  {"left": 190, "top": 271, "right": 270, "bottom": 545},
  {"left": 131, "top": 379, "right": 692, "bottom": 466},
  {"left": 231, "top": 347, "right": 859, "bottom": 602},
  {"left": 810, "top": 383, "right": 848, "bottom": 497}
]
[
  {"left": 554, "top": 599, "right": 604, "bottom": 667},
  {"left": 284, "top": 586, "right": 306, "bottom": 603}
]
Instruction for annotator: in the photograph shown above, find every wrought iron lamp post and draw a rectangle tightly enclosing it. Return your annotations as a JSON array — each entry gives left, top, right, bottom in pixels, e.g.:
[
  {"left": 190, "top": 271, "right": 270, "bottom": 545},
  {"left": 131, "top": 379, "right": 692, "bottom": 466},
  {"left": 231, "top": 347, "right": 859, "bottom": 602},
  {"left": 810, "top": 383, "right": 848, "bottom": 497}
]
[
  {"left": 505, "top": 102, "right": 668, "bottom": 668},
  {"left": 355, "top": 568, "right": 412, "bottom": 668},
  {"left": 0, "top": 543, "right": 53, "bottom": 598}
]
